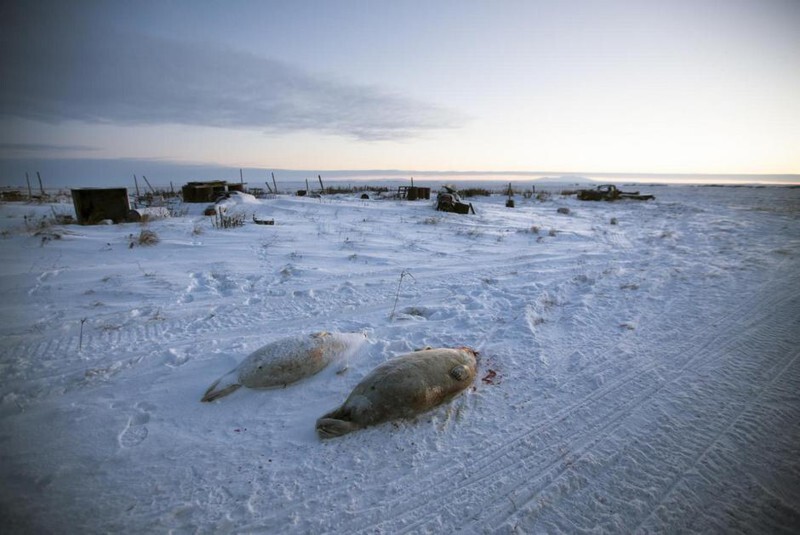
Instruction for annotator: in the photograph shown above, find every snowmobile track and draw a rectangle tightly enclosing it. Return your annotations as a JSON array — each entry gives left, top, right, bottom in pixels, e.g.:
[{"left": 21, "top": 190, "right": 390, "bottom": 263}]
[{"left": 347, "top": 265, "right": 800, "bottom": 533}]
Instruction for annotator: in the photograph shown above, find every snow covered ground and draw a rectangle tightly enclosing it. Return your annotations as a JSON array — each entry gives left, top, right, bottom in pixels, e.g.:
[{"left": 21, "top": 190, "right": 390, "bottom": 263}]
[{"left": 1, "top": 184, "right": 798, "bottom": 533}]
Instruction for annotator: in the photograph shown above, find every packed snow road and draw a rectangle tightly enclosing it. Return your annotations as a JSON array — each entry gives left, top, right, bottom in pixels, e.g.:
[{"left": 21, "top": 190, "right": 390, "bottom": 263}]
[{"left": 0, "top": 184, "right": 798, "bottom": 533}]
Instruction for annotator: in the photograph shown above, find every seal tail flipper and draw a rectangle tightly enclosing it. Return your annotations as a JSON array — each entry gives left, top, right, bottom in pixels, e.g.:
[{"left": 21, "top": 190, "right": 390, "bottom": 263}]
[
  {"left": 201, "top": 371, "right": 242, "bottom": 402},
  {"left": 201, "top": 383, "right": 241, "bottom": 402},
  {"left": 315, "top": 417, "right": 359, "bottom": 439}
]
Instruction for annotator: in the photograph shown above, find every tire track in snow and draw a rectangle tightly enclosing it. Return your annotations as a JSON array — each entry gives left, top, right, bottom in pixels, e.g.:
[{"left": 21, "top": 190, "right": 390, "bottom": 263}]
[
  {"left": 631, "top": 347, "right": 800, "bottom": 533},
  {"left": 0, "top": 272, "right": 443, "bottom": 407},
  {"left": 488, "top": 290, "right": 800, "bottom": 533},
  {"left": 343, "top": 264, "right": 799, "bottom": 533}
]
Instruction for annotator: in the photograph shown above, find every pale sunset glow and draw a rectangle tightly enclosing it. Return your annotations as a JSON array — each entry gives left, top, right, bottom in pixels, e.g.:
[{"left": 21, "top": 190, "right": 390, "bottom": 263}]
[{"left": 1, "top": 0, "right": 798, "bottom": 185}]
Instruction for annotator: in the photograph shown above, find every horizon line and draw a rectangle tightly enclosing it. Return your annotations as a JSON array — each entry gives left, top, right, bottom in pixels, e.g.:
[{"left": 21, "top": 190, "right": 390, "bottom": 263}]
[{"left": 1, "top": 157, "right": 798, "bottom": 189}]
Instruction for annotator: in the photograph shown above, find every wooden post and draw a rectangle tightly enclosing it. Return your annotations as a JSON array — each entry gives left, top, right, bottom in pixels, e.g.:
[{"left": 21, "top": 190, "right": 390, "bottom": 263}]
[
  {"left": 410, "top": 176, "right": 414, "bottom": 187},
  {"left": 318, "top": 174, "right": 325, "bottom": 193},
  {"left": 26, "top": 172, "right": 32, "bottom": 199},
  {"left": 240, "top": 168, "right": 244, "bottom": 185},
  {"left": 142, "top": 175, "right": 156, "bottom": 193},
  {"left": 36, "top": 172, "right": 45, "bottom": 197},
  {"left": 305, "top": 178, "right": 310, "bottom": 193},
  {"left": 134, "top": 175, "right": 141, "bottom": 197},
  {"left": 272, "top": 172, "right": 278, "bottom": 194},
  {"left": 265, "top": 181, "right": 273, "bottom": 194}
]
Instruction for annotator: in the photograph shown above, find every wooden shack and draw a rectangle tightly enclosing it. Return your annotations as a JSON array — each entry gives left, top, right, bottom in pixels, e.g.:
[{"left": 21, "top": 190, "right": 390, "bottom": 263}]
[
  {"left": 398, "top": 186, "right": 431, "bottom": 200},
  {"left": 182, "top": 181, "right": 245, "bottom": 203},
  {"left": 71, "top": 188, "right": 130, "bottom": 224}
]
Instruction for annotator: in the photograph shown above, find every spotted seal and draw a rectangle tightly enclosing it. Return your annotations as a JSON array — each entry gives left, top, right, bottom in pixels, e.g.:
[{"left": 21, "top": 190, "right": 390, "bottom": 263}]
[
  {"left": 201, "top": 332, "right": 367, "bottom": 402},
  {"left": 316, "top": 347, "right": 477, "bottom": 438}
]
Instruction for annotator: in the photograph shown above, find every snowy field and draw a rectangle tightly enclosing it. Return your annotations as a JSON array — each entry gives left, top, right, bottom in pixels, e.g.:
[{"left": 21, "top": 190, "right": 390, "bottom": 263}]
[{"left": 1, "top": 184, "right": 798, "bottom": 533}]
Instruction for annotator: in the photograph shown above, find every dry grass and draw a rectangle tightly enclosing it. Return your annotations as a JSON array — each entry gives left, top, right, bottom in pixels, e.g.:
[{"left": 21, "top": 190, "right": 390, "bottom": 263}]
[{"left": 131, "top": 229, "right": 160, "bottom": 247}]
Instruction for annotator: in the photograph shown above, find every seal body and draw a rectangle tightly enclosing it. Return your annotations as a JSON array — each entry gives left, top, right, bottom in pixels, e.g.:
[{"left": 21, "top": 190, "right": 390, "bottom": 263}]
[
  {"left": 201, "top": 332, "right": 367, "bottom": 402},
  {"left": 316, "top": 347, "right": 477, "bottom": 438}
]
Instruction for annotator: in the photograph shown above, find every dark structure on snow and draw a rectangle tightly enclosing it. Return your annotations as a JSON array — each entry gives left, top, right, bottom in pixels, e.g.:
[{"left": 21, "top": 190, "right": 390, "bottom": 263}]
[
  {"left": 576, "top": 185, "right": 654, "bottom": 201},
  {"left": 182, "top": 181, "right": 245, "bottom": 203},
  {"left": 436, "top": 186, "right": 475, "bottom": 214},
  {"left": 398, "top": 186, "right": 431, "bottom": 201},
  {"left": 71, "top": 188, "right": 130, "bottom": 224}
]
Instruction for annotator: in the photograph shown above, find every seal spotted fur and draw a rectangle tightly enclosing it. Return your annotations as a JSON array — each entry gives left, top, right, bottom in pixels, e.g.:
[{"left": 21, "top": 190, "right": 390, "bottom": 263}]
[
  {"left": 201, "top": 332, "right": 367, "bottom": 402},
  {"left": 316, "top": 347, "right": 477, "bottom": 438}
]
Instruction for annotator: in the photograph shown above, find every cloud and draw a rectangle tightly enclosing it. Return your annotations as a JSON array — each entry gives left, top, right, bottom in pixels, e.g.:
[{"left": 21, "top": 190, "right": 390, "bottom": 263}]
[
  {"left": 0, "top": 143, "right": 98, "bottom": 156},
  {"left": 0, "top": 8, "right": 462, "bottom": 141}
]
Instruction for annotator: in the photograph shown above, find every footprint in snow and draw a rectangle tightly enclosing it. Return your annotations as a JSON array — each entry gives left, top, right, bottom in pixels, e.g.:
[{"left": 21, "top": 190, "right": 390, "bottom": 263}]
[{"left": 118, "top": 404, "right": 153, "bottom": 448}]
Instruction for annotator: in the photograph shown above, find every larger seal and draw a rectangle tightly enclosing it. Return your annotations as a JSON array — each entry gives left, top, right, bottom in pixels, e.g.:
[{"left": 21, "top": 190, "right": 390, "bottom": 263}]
[
  {"left": 201, "top": 332, "right": 367, "bottom": 402},
  {"left": 316, "top": 347, "right": 477, "bottom": 438}
]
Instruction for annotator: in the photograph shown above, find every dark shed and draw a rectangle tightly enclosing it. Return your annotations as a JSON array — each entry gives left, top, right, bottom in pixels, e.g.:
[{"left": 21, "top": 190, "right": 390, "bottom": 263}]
[
  {"left": 182, "top": 181, "right": 227, "bottom": 203},
  {"left": 397, "top": 186, "right": 430, "bottom": 201},
  {"left": 182, "top": 181, "right": 245, "bottom": 202},
  {"left": 71, "top": 188, "right": 130, "bottom": 224}
]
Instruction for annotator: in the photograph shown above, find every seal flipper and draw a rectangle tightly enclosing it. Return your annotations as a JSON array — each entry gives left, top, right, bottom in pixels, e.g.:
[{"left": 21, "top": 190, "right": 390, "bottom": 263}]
[
  {"left": 316, "top": 417, "right": 359, "bottom": 439},
  {"left": 201, "top": 370, "right": 242, "bottom": 402}
]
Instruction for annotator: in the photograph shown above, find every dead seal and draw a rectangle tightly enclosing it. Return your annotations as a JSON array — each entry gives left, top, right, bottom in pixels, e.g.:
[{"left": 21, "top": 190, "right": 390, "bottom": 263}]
[
  {"left": 201, "top": 331, "right": 367, "bottom": 402},
  {"left": 316, "top": 347, "right": 477, "bottom": 438}
]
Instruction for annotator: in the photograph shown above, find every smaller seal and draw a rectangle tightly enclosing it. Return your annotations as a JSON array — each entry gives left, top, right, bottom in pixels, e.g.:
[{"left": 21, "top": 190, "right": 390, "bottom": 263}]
[
  {"left": 316, "top": 347, "right": 477, "bottom": 438},
  {"left": 201, "top": 331, "right": 367, "bottom": 402}
]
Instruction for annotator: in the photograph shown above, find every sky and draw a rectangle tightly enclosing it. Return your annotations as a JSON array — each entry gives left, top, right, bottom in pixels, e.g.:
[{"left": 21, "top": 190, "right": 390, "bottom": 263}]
[{"left": 1, "top": 0, "right": 799, "bottom": 186}]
